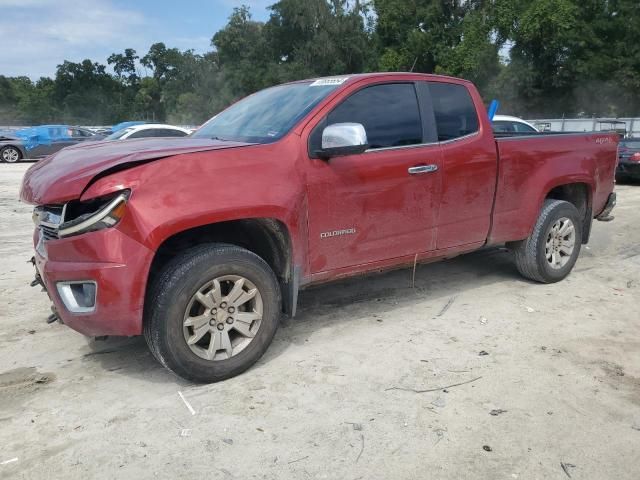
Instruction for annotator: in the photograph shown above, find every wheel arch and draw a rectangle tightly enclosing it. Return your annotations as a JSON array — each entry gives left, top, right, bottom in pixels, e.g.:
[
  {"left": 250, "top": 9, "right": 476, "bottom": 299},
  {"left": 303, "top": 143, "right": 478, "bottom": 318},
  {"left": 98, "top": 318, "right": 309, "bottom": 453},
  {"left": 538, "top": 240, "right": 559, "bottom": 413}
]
[
  {"left": 543, "top": 181, "right": 593, "bottom": 243},
  {"left": 146, "top": 217, "right": 299, "bottom": 317}
]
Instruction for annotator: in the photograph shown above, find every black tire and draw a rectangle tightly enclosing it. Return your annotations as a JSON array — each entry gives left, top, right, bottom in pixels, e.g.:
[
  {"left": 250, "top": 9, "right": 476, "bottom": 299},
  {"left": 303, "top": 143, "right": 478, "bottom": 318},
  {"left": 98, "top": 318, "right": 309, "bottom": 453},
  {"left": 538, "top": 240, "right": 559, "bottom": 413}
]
[
  {"left": 144, "top": 243, "right": 281, "bottom": 383},
  {"left": 1, "top": 145, "right": 22, "bottom": 163},
  {"left": 509, "top": 199, "right": 582, "bottom": 283}
]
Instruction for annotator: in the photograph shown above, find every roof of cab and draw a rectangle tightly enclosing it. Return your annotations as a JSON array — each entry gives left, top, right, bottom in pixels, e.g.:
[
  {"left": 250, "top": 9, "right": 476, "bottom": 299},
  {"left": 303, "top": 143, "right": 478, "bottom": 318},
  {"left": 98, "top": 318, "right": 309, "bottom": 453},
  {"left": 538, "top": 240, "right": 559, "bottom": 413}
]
[{"left": 285, "top": 72, "right": 472, "bottom": 87}]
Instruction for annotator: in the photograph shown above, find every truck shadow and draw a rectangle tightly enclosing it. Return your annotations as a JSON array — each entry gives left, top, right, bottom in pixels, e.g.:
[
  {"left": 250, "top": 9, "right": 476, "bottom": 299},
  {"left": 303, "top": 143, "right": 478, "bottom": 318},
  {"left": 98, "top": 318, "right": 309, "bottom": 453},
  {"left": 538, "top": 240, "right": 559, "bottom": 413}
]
[
  {"left": 80, "top": 335, "right": 186, "bottom": 385},
  {"left": 84, "top": 246, "right": 524, "bottom": 383},
  {"left": 260, "top": 246, "right": 523, "bottom": 363},
  {"left": 299, "top": 246, "right": 519, "bottom": 312}
]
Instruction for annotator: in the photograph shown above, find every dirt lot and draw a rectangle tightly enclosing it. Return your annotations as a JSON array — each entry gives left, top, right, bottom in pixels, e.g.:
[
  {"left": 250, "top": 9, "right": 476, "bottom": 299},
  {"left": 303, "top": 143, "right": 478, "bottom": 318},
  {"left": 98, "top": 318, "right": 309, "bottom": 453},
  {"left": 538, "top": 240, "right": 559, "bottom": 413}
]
[{"left": 1, "top": 162, "right": 639, "bottom": 479}]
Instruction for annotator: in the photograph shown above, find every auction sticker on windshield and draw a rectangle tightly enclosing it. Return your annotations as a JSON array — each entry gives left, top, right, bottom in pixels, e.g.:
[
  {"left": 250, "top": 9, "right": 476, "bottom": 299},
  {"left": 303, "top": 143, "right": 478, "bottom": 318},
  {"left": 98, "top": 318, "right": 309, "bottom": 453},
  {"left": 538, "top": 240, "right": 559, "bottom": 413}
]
[{"left": 310, "top": 77, "right": 350, "bottom": 87}]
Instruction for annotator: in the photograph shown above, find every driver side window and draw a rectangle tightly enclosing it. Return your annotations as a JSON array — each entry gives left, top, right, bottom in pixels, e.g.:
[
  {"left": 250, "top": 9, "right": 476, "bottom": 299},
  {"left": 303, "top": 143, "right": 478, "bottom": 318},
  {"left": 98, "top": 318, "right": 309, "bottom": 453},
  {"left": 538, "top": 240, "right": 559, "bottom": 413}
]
[{"left": 310, "top": 83, "right": 423, "bottom": 154}]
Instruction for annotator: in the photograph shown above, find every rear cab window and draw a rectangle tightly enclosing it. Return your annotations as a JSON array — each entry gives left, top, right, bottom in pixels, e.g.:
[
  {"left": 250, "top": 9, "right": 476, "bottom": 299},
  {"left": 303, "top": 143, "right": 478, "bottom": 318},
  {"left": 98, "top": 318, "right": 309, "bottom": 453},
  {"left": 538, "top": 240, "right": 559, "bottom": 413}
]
[{"left": 427, "top": 82, "right": 479, "bottom": 141}]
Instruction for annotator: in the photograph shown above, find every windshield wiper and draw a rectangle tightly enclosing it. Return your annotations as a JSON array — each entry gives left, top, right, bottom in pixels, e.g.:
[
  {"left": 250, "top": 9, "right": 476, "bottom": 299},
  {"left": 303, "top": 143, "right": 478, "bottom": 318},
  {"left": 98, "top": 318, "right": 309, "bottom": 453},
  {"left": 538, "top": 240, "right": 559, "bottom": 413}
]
[{"left": 210, "top": 136, "right": 229, "bottom": 142}]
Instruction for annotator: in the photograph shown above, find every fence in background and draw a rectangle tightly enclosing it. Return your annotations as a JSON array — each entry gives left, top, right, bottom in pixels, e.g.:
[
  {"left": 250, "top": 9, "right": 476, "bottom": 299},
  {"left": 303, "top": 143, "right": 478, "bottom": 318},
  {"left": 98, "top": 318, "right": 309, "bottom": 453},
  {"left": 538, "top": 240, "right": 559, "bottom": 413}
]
[{"left": 526, "top": 118, "right": 640, "bottom": 137}]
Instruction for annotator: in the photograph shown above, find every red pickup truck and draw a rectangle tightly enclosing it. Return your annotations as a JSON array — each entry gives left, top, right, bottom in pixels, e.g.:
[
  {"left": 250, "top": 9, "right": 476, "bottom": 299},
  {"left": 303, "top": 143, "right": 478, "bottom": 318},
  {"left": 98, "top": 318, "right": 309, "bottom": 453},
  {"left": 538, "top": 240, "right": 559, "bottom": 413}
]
[{"left": 21, "top": 73, "right": 618, "bottom": 383}]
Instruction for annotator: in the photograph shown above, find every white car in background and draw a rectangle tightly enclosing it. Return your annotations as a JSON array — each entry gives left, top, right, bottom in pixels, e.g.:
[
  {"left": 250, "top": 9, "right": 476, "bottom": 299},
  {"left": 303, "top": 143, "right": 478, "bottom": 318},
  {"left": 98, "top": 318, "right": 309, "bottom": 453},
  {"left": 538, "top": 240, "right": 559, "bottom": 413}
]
[
  {"left": 105, "top": 124, "right": 191, "bottom": 140},
  {"left": 492, "top": 115, "right": 539, "bottom": 134}
]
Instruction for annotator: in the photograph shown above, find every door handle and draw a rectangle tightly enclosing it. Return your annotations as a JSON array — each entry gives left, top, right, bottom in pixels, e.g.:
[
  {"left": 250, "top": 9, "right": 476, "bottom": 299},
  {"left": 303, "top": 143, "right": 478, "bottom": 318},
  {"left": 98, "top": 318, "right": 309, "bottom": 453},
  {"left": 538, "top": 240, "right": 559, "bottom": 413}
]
[{"left": 408, "top": 164, "right": 438, "bottom": 175}]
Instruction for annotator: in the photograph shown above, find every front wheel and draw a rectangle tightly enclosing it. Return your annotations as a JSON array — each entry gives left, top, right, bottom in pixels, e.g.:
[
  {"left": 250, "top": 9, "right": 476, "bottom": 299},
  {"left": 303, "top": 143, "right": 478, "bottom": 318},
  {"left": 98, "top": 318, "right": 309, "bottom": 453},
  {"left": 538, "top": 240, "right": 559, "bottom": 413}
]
[
  {"left": 1, "top": 146, "right": 22, "bottom": 163},
  {"left": 144, "top": 244, "right": 281, "bottom": 383},
  {"left": 509, "top": 199, "right": 582, "bottom": 283}
]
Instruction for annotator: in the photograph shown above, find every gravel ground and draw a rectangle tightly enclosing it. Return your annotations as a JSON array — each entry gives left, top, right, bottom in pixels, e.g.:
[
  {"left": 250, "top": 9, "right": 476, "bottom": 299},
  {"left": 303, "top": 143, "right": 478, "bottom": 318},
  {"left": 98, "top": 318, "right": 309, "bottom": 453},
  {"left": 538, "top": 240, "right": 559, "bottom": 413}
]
[{"left": 1, "top": 163, "right": 639, "bottom": 479}]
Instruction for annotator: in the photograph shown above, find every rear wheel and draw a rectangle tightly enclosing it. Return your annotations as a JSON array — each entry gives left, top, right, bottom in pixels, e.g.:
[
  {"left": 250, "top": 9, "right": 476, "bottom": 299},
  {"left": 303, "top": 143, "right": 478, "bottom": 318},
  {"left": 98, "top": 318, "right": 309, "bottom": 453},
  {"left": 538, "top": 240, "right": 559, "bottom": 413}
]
[
  {"left": 144, "top": 244, "right": 281, "bottom": 383},
  {"left": 510, "top": 199, "right": 582, "bottom": 283},
  {"left": 1, "top": 146, "right": 22, "bottom": 163}
]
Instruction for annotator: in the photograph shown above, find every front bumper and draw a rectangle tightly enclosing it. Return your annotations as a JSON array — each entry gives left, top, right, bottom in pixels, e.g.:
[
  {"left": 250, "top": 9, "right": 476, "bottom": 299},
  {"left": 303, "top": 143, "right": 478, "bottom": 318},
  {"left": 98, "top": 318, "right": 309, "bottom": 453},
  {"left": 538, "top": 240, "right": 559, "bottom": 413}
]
[{"left": 32, "top": 227, "right": 154, "bottom": 336}]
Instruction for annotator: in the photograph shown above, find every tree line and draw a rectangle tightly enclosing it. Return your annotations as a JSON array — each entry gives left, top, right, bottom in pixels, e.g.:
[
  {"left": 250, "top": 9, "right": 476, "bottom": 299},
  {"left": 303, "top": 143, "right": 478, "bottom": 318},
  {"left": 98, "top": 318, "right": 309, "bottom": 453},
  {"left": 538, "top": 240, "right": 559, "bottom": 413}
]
[{"left": 1, "top": 0, "right": 639, "bottom": 126}]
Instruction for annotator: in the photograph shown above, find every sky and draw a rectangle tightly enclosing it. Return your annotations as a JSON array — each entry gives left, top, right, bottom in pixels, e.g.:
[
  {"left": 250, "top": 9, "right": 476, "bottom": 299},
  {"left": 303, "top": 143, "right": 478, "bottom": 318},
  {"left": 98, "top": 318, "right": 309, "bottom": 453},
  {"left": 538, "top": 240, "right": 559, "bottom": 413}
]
[{"left": 0, "top": 0, "right": 273, "bottom": 79}]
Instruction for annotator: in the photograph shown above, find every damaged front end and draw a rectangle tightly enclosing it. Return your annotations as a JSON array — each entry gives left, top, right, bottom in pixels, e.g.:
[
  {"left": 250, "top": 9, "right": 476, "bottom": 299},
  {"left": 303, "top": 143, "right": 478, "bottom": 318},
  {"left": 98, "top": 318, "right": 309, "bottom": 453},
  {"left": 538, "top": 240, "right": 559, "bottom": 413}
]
[{"left": 28, "top": 190, "right": 132, "bottom": 323}]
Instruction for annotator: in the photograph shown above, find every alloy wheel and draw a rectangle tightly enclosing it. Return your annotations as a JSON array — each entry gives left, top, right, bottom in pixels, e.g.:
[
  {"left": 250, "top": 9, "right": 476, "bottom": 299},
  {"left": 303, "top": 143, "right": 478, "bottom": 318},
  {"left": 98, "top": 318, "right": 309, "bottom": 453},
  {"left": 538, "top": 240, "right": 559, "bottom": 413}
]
[
  {"left": 183, "top": 275, "right": 263, "bottom": 361},
  {"left": 2, "top": 147, "right": 20, "bottom": 163},
  {"left": 545, "top": 217, "right": 576, "bottom": 269}
]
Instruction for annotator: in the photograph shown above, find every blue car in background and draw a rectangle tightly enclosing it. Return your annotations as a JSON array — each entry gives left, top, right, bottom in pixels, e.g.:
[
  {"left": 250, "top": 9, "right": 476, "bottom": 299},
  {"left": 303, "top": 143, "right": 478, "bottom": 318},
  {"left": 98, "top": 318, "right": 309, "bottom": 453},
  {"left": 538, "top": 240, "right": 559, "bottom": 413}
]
[{"left": 0, "top": 125, "right": 104, "bottom": 162}]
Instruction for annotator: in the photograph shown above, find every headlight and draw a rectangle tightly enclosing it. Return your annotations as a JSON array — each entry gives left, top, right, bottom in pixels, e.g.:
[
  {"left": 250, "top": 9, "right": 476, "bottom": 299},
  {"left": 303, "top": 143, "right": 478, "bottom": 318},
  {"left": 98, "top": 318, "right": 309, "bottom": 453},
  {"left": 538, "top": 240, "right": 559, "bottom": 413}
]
[{"left": 58, "top": 190, "right": 130, "bottom": 238}]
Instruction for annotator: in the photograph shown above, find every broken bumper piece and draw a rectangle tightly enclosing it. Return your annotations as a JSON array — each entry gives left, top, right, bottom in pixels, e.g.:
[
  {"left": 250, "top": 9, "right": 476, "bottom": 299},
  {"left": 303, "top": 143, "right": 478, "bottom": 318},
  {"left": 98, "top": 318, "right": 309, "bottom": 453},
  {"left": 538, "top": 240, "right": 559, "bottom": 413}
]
[{"left": 596, "top": 192, "right": 616, "bottom": 222}]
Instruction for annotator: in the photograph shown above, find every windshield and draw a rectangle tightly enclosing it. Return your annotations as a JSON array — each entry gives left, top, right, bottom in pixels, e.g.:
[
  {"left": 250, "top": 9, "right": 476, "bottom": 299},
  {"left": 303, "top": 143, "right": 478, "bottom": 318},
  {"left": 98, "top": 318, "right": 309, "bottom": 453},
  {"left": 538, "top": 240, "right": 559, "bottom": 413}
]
[
  {"left": 105, "top": 128, "right": 134, "bottom": 140},
  {"left": 192, "top": 81, "right": 343, "bottom": 144}
]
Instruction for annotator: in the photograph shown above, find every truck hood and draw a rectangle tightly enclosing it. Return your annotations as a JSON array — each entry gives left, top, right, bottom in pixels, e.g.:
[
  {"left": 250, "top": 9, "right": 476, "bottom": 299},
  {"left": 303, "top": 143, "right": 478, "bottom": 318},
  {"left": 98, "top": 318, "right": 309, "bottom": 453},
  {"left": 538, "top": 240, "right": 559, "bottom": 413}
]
[{"left": 20, "top": 137, "right": 253, "bottom": 205}]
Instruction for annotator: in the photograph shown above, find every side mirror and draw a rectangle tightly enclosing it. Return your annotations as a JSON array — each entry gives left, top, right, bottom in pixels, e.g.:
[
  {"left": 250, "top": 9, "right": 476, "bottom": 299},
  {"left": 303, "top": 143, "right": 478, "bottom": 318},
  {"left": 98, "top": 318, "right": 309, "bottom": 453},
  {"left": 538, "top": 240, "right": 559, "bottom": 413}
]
[{"left": 316, "top": 123, "right": 368, "bottom": 159}]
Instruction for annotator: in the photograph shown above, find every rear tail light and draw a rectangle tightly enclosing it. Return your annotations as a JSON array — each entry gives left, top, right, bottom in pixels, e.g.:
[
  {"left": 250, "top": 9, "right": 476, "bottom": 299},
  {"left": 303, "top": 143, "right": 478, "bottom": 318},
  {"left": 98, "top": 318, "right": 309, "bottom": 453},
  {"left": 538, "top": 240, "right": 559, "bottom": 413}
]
[{"left": 631, "top": 152, "right": 640, "bottom": 163}]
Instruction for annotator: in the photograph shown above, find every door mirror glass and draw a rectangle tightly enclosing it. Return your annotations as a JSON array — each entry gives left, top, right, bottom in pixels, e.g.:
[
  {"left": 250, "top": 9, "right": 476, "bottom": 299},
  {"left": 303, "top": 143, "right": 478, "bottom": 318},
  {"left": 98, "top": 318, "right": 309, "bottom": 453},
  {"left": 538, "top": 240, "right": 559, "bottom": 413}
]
[{"left": 318, "top": 123, "right": 368, "bottom": 159}]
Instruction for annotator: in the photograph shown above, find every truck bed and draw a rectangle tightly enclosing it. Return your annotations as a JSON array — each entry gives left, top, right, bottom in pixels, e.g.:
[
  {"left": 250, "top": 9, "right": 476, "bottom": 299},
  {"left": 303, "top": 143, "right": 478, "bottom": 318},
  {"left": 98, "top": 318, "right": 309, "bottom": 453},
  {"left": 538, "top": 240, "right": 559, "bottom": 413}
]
[{"left": 488, "top": 132, "right": 619, "bottom": 244}]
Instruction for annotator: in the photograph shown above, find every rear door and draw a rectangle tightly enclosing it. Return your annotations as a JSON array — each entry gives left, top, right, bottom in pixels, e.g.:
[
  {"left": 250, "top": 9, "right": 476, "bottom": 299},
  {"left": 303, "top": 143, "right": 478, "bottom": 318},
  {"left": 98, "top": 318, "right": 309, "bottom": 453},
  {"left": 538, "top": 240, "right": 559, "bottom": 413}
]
[
  {"left": 305, "top": 81, "right": 443, "bottom": 273},
  {"left": 426, "top": 81, "right": 498, "bottom": 249}
]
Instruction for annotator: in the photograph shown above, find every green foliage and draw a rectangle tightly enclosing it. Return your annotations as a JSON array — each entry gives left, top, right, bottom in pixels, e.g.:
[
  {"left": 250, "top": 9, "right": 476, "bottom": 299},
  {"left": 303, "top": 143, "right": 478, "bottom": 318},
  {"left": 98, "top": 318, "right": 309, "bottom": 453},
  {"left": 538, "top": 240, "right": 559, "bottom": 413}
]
[
  {"left": 265, "top": 0, "right": 373, "bottom": 77},
  {"left": 1, "top": 0, "right": 639, "bottom": 125},
  {"left": 213, "top": 6, "right": 276, "bottom": 96},
  {"left": 0, "top": 77, "right": 59, "bottom": 124},
  {"left": 487, "top": 0, "right": 640, "bottom": 116},
  {"left": 107, "top": 48, "right": 139, "bottom": 86}
]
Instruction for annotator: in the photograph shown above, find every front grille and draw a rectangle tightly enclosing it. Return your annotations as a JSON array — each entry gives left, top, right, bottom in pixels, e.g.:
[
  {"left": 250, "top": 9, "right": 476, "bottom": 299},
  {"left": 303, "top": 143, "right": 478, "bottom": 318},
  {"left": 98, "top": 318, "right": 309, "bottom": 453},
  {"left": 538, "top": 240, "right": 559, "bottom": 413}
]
[
  {"left": 40, "top": 224, "right": 59, "bottom": 241},
  {"left": 34, "top": 204, "right": 64, "bottom": 241}
]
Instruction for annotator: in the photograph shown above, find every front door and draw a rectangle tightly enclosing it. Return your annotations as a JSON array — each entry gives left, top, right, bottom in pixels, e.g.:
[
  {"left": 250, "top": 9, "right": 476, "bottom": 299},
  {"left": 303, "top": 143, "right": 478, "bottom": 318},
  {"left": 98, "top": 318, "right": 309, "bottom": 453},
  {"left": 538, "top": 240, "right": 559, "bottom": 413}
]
[{"left": 306, "top": 82, "right": 442, "bottom": 274}]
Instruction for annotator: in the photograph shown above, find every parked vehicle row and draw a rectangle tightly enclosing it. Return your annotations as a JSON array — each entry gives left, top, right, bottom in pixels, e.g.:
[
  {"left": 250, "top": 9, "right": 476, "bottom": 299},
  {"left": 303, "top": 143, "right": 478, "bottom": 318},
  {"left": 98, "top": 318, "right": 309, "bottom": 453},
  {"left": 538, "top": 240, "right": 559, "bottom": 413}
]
[
  {"left": 104, "top": 124, "right": 190, "bottom": 140},
  {"left": 616, "top": 137, "right": 640, "bottom": 181},
  {"left": 21, "top": 73, "right": 618, "bottom": 383},
  {"left": 1, "top": 125, "right": 102, "bottom": 163},
  {"left": 491, "top": 115, "right": 539, "bottom": 134},
  {"left": 0, "top": 123, "right": 190, "bottom": 162}
]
